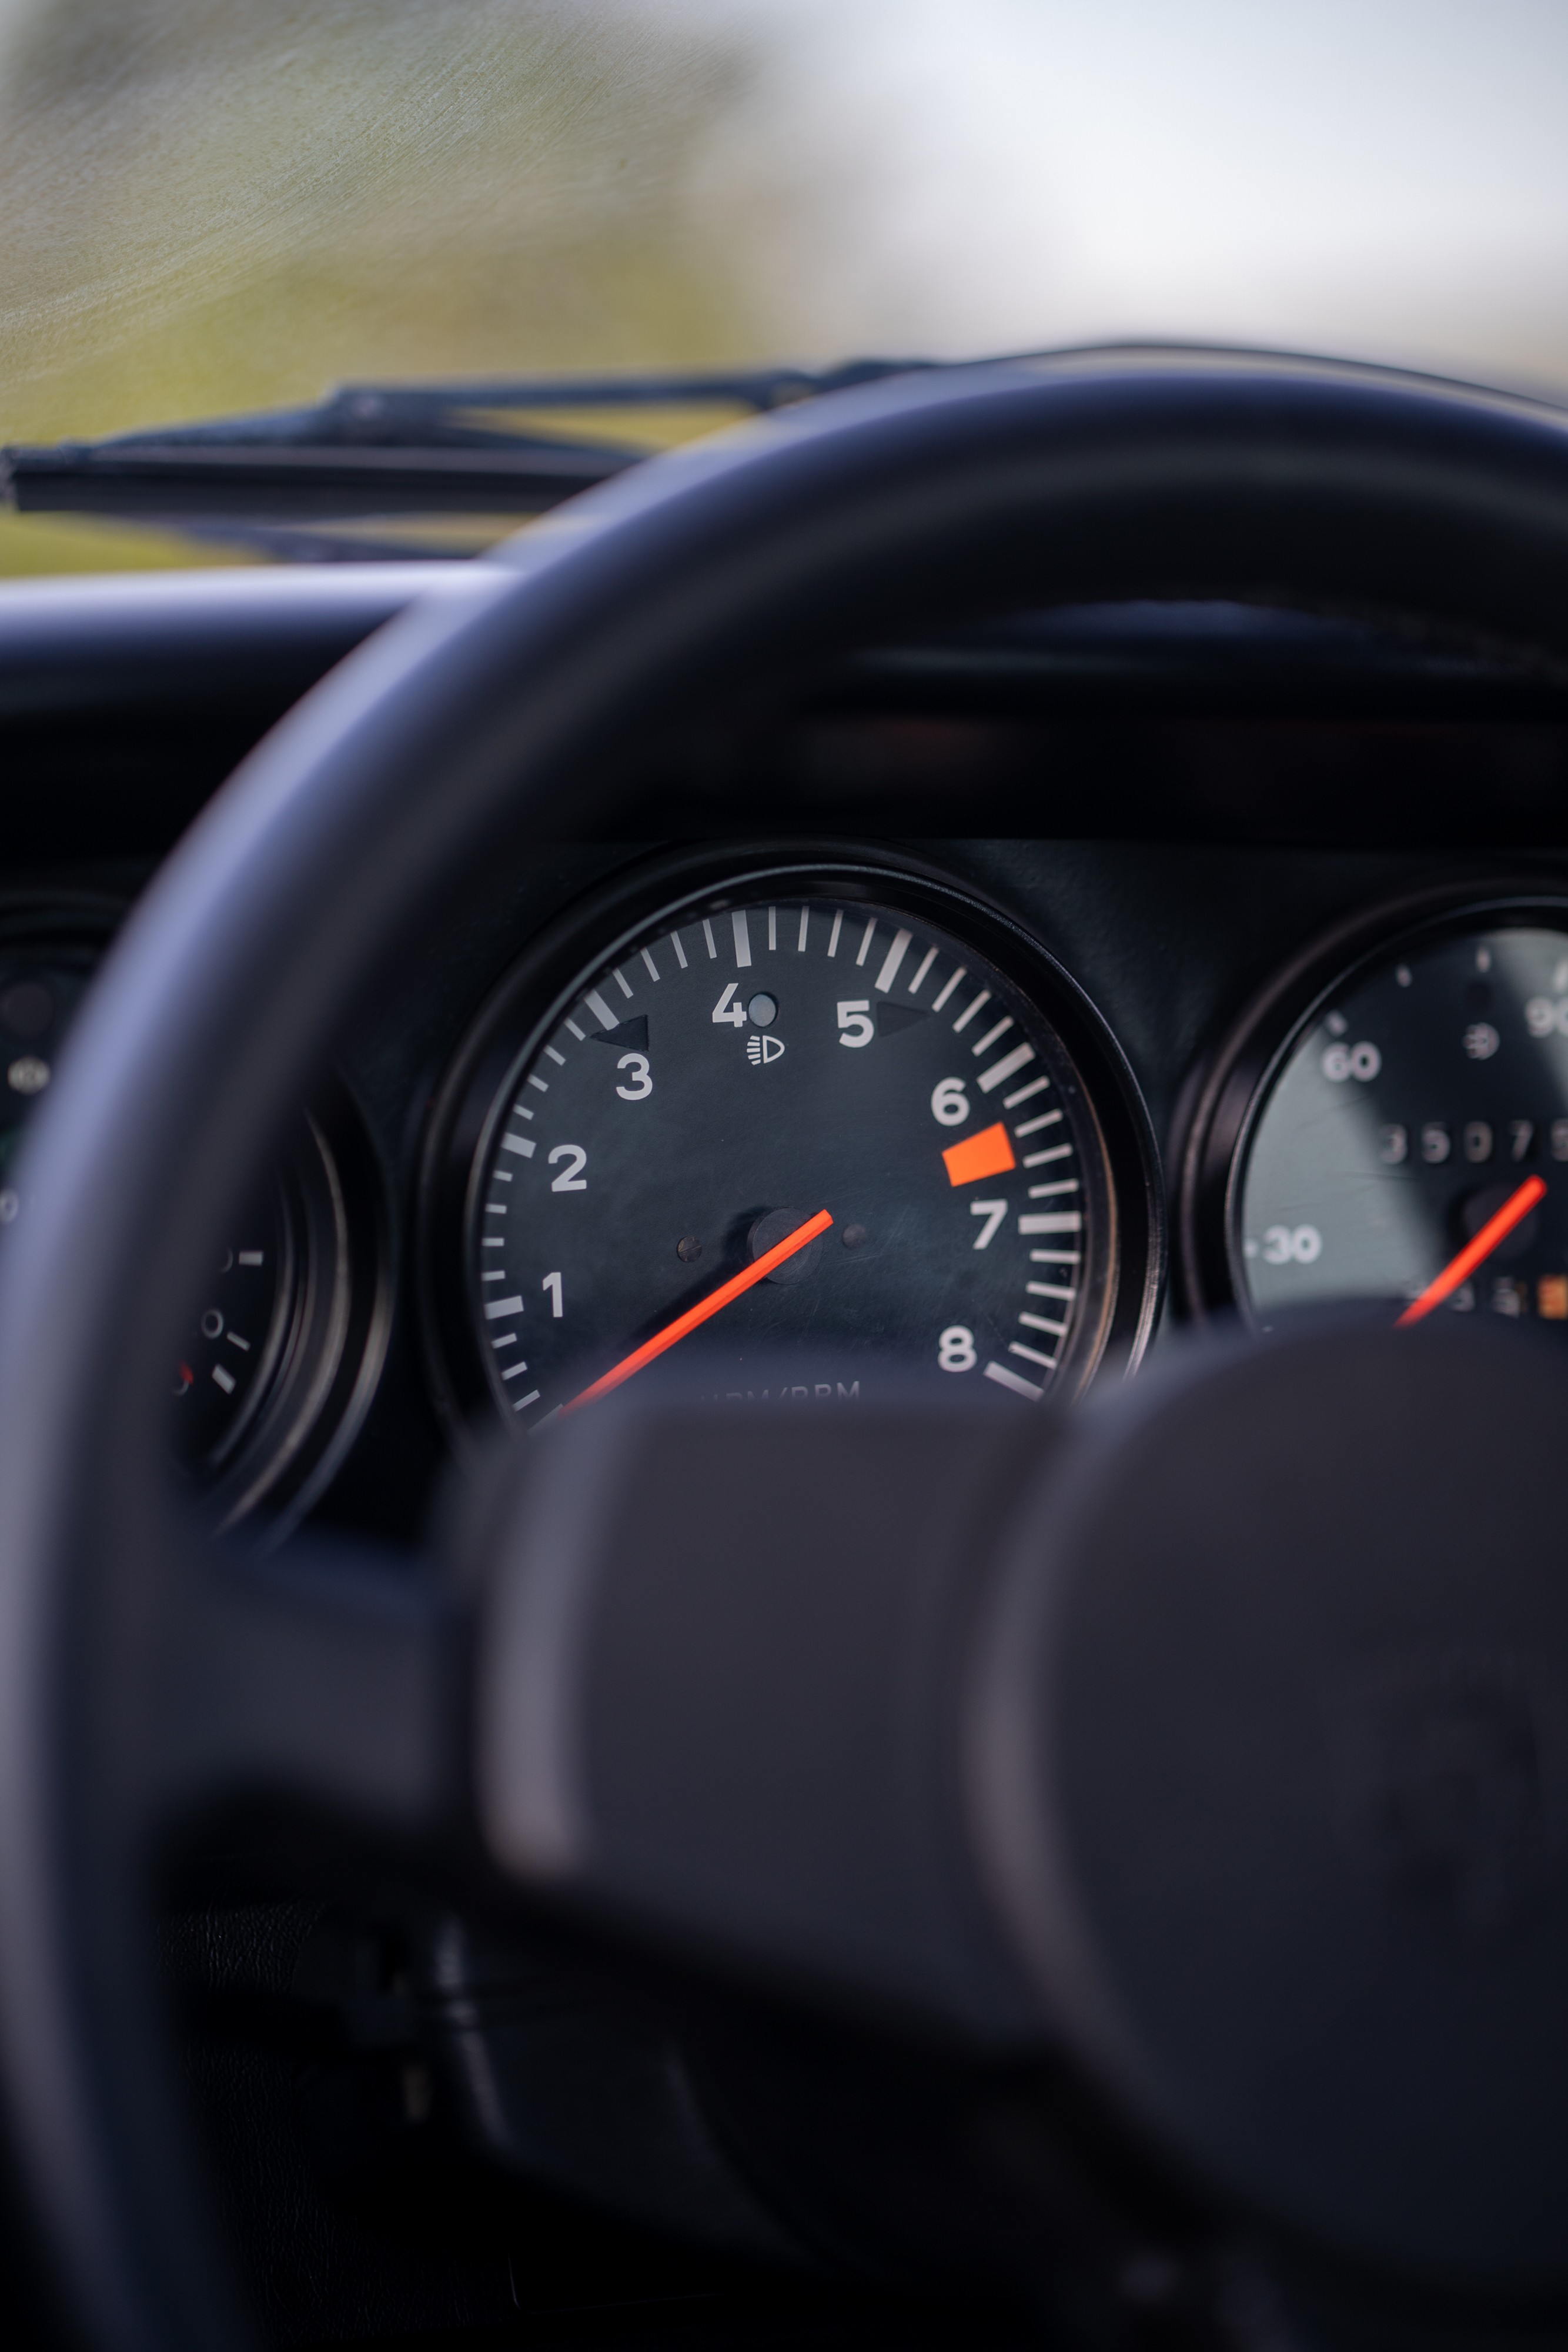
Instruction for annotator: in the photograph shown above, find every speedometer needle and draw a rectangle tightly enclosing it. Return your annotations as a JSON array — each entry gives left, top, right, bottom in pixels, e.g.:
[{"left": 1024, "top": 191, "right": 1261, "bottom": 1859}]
[
  {"left": 1396, "top": 1173, "right": 1546, "bottom": 1327},
  {"left": 561, "top": 1208, "right": 834, "bottom": 1415}
]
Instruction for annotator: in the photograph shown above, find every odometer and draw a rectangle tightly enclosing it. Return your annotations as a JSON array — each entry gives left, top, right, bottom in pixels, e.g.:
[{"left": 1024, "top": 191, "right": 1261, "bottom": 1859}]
[{"left": 426, "top": 864, "right": 1161, "bottom": 1428}]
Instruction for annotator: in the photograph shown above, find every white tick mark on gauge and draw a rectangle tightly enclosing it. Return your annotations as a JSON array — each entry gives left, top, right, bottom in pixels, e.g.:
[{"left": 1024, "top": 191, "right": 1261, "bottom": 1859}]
[
  {"left": 642, "top": 947, "right": 661, "bottom": 981},
  {"left": 855, "top": 918, "right": 877, "bottom": 965},
  {"left": 485, "top": 1296, "right": 525, "bottom": 1319},
  {"left": 237, "top": 1250, "right": 265, "bottom": 1265},
  {"left": 492, "top": 1334, "right": 518, "bottom": 1351},
  {"left": 1014, "top": 1110, "right": 1062, "bottom": 1138},
  {"left": 874, "top": 928, "right": 911, "bottom": 991},
  {"left": 827, "top": 911, "right": 844, "bottom": 957},
  {"left": 584, "top": 989, "right": 618, "bottom": 1030},
  {"left": 1004, "top": 1075, "right": 1050, "bottom": 1108},
  {"left": 501, "top": 1134, "right": 536, "bottom": 1158},
  {"left": 971, "top": 1015, "right": 1014, "bottom": 1057},
  {"left": 733, "top": 910, "right": 752, "bottom": 966},
  {"left": 907, "top": 943, "right": 937, "bottom": 997},
  {"left": 703, "top": 919, "right": 718, "bottom": 959},
  {"left": 565, "top": 1017, "right": 585, "bottom": 1040},
  {"left": 614, "top": 968, "right": 634, "bottom": 997},
  {"left": 670, "top": 931, "right": 688, "bottom": 969},
  {"left": 1020, "top": 1212, "right": 1082, "bottom": 1234},
  {"left": 797, "top": 907, "right": 810, "bottom": 952},
  {"left": 1024, "top": 1144, "right": 1072, "bottom": 1167},
  {"left": 502, "top": 1361, "right": 533, "bottom": 1381},
  {"left": 952, "top": 988, "right": 991, "bottom": 1034},
  {"left": 931, "top": 966, "right": 966, "bottom": 1012},
  {"left": 527, "top": 1074, "right": 549, "bottom": 1093},
  {"left": 211, "top": 1364, "right": 236, "bottom": 1395},
  {"left": 985, "top": 1360, "right": 1042, "bottom": 1401},
  {"left": 226, "top": 1331, "right": 250, "bottom": 1351},
  {"left": 979, "top": 1043, "right": 1036, "bottom": 1094}
]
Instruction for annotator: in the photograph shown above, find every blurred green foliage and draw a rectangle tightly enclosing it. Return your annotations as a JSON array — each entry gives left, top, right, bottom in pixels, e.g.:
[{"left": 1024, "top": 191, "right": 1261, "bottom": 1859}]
[{"left": 0, "top": 0, "right": 775, "bottom": 567}]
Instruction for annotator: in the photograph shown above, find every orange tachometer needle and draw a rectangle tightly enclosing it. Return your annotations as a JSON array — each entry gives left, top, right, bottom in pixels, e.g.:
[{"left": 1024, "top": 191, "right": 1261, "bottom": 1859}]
[
  {"left": 1396, "top": 1174, "right": 1546, "bottom": 1327},
  {"left": 561, "top": 1208, "right": 834, "bottom": 1415}
]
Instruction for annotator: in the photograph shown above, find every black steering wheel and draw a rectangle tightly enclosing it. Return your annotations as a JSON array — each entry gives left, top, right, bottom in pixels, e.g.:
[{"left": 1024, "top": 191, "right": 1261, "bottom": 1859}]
[{"left": 5, "top": 355, "right": 1568, "bottom": 2352}]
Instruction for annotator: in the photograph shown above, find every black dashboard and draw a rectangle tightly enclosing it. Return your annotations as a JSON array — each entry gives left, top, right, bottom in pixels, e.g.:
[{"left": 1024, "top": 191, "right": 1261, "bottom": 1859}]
[{"left": 8, "top": 567, "right": 1568, "bottom": 1551}]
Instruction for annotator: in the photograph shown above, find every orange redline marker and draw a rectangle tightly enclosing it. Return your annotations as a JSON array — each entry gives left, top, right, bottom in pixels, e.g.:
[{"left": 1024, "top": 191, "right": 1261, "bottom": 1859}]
[
  {"left": 1396, "top": 1173, "right": 1546, "bottom": 1327},
  {"left": 561, "top": 1208, "right": 834, "bottom": 1414},
  {"left": 942, "top": 1121, "right": 1017, "bottom": 1188}
]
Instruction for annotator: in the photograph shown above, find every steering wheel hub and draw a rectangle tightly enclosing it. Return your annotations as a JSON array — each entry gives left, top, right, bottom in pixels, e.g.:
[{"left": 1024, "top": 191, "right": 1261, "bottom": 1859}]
[{"left": 975, "top": 1319, "right": 1568, "bottom": 2291}]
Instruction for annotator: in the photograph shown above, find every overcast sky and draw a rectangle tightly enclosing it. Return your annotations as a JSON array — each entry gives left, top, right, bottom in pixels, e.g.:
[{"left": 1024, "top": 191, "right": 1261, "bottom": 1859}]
[
  {"left": 705, "top": 0, "right": 1568, "bottom": 387},
  {"left": 4, "top": 0, "right": 1568, "bottom": 443}
]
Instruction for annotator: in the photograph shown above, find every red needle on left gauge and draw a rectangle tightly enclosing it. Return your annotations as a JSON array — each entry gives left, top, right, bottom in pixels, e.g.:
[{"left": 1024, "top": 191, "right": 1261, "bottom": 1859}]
[
  {"left": 1396, "top": 1173, "right": 1546, "bottom": 1327},
  {"left": 561, "top": 1209, "right": 834, "bottom": 1415}
]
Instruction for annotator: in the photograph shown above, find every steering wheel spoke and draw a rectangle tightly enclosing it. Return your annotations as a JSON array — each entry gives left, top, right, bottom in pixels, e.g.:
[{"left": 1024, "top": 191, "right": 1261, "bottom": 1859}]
[
  {"left": 159, "top": 1531, "right": 460, "bottom": 1848},
  {"left": 469, "top": 1396, "right": 1052, "bottom": 2042}
]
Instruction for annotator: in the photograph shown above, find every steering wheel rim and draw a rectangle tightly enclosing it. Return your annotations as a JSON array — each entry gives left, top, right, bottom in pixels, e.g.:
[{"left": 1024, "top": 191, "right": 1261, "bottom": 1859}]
[{"left": 5, "top": 354, "right": 1568, "bottom": 2351}]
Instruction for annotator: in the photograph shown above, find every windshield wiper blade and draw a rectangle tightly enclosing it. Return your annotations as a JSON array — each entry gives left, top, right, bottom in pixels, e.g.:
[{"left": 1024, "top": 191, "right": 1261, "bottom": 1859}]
[{"left": 0, "top": 360, "right": 933, "bottom": 541}]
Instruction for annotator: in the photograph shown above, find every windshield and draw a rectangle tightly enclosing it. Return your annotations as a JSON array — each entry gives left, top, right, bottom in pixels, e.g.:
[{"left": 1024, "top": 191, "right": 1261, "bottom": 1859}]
[{"left": 4, "top": 0, "right": 1568, "bottom": 571}]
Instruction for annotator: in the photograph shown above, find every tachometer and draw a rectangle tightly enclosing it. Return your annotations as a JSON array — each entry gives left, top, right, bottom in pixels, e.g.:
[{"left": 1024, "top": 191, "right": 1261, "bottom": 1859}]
[
  {"left": 423, "top": 860, "right": 1161, "bottom": 1429},
  {"left": 1181, "top": 890, "right": 1568, "bottom": 1334}
]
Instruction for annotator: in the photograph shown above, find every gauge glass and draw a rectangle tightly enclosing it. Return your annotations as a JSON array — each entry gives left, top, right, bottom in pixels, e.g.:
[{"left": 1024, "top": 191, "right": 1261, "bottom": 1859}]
[
  {"left": 0, "top": 923, "right": 382, "bottom": 1529},
  {"left": 462, "top": 886, "right": 1134, "bottom": 1421},
  {"left": 173, "top": 1185, "right": 297, "bottom": 1472},
  {"left": 1236, "top": 918, "right": 1568, "bottom": 1331},
  {"left": 0, "top": 939, "right": 304, "bottom": 1474}
]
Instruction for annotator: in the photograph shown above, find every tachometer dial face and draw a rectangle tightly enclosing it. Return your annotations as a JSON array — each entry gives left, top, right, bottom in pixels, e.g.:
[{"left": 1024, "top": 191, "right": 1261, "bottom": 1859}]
[
  {"left": 439, "top": 868, "right": 1161, "bottom": 1427},
  {"left": 1218, "top": 904, "right": 1568, "bottom": 1333}
]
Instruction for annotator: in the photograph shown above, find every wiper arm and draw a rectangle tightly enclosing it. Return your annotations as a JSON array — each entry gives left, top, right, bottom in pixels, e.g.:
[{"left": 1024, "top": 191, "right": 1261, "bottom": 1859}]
[{"left": 0, "top": 360, "right": 933, "bottom": 543}]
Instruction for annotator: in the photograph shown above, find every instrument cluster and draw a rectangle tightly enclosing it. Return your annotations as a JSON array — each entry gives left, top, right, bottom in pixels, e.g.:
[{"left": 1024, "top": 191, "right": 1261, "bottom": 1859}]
[{"left": 9, "top": 854, "right": 1567, "bottom": 1525}]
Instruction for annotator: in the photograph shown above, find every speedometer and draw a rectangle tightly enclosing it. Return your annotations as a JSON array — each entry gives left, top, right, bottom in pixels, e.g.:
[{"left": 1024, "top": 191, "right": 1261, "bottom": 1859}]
[
  {"left": 1180, "top": 890, "right": 1568, "bottom": 1336},
  {"left": 422, "top": 859, "right": 1161, "bottom": 1429}
]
